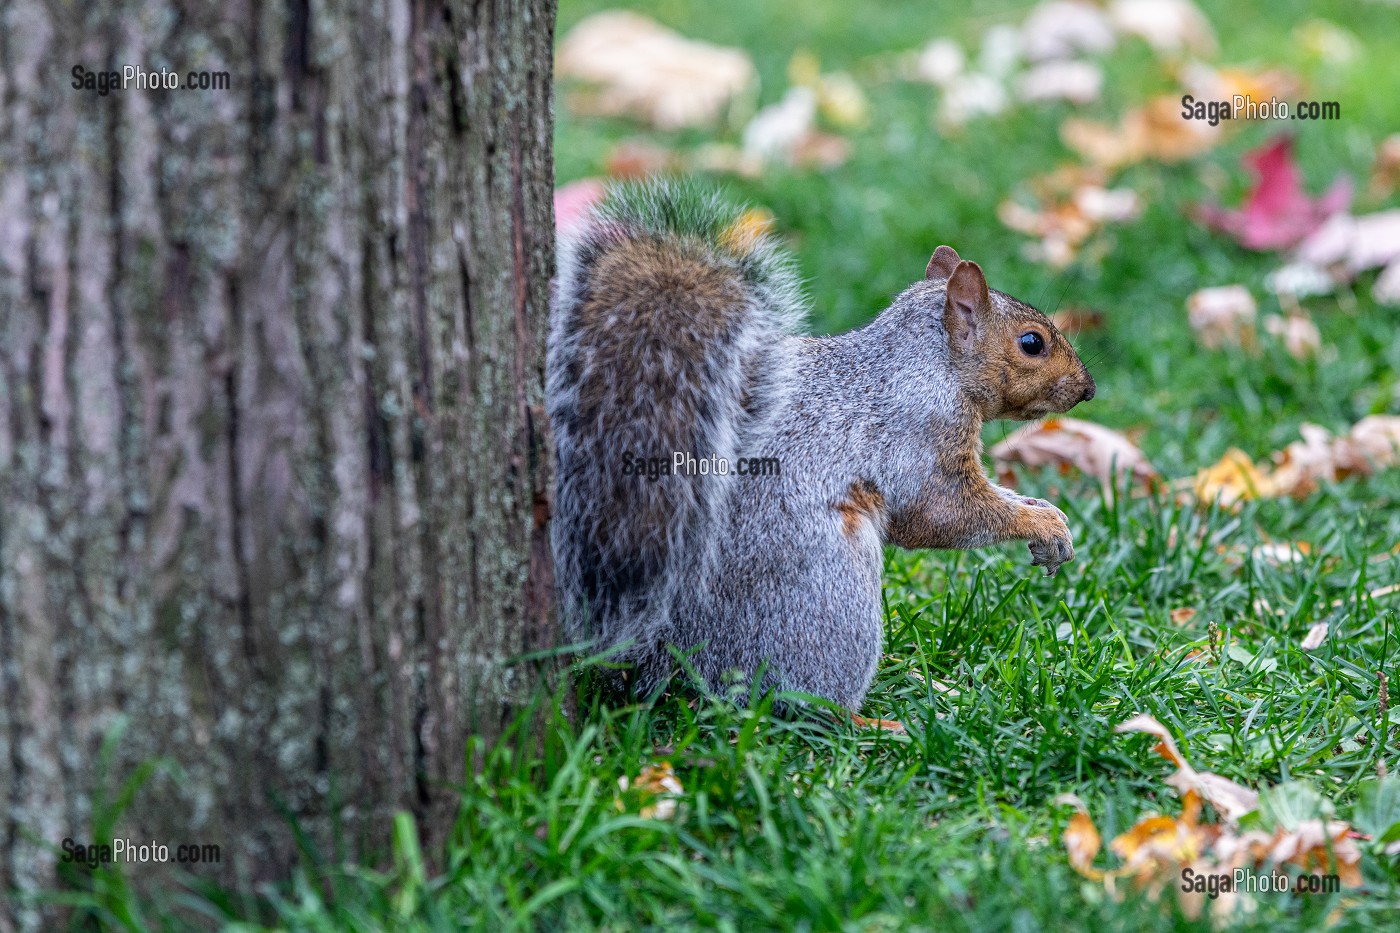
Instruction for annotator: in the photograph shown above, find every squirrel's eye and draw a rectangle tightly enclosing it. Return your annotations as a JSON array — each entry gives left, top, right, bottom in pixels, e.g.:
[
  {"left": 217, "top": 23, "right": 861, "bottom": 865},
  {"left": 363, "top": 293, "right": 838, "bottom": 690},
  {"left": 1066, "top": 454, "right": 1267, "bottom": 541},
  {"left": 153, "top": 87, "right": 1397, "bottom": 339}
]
[{"left": 1018, "top": 331, "right": 1046, "bottom": 356}]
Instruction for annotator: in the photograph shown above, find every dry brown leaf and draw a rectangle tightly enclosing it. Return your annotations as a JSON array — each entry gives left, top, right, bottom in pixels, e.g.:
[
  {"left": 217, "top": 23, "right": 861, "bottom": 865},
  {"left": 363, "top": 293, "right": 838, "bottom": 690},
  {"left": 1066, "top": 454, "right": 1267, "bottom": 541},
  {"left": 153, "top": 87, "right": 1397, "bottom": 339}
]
[
  {"left": 1186, "top": 285, "right": 1257, "bottom": 351},
  {"left": 605, "top": 140, "right": 685, "bottom": 179},
  {"left": 1049, "top": 306, "right": 1105, "bottom": 334},
  {"left": 618, "top": 761, "right": 684, "bottom": 820},
  {"left": 1180, "top": 63, "right": 1298, "bottom": 111},
  {"left": 1116, "top": 715, "right": 1259, "bottom": 823},
  {"left": 1109, "top": 0, "right": 1216, "bottom": 56},
  {"left": 788, "top": 132, "right": 852, "bottom": 170},
  {"left": 1065, "top": 811, "right": 1105, "bottom": 879},
  {"left": 999, "top": 167, "right": 1140, "bottom": 266},
  {"left": 1263, "top": 312, "right": 1322, "bottom": 360},
  {"left": 1370, "top": 134, "right": 1400, "bottom": 200},
  {"left": 1017, "top": 60, "right": 1103, "bottom": 104},
  {"left": 991, "top": 417, "right": 1159, "bottom": 492},
  {"left": 1297, "top": 210, "right": 1400, "bottom": 274},
  {"left": 1063, "top": 95, "right": 1219, "bottom": 169},
  {"left": 557, "top": 12, "right": 756, "bottom": 130},
  {"left": 1170, "top": 607, "right": 1198, "bottom": 626},
  {"left": 1022, "top": 1, "right": 1115, "bottom": 62},
  {"left": 1269, "top": 415, "right": 1400, "bottom": 497},
  {"left": 1268, "top": 819, "right": 1364, "bottom": 886},
  {"left": 1299, "top": 621, "right": 1329, "bottom": 651},
  {"left": 1109, "top": 800, "right": 1215, "bottom": 882},
  {"left": 1190, "top": 448, "right": 1277, "bottom": 509},
  {"left": 1067, "top": 716, "right": 1367, "bottom": 914}
]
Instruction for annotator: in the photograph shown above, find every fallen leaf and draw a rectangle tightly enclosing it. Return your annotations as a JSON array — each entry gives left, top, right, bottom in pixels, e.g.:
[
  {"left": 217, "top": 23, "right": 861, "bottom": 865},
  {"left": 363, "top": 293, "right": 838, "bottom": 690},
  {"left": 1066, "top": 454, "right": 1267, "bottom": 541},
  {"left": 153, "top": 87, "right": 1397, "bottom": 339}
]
[
  {"left": 1370, "top": 134, "right": 1400, "bottom": 200},
  {"left": 1017, "top": 60, "right": 1103, "bottom": 104},
  {"left": 788, "top": 132, "right": 852, "bottom": 170},
  {"left": 1116, "top": 715, "right": 1259, "bottom": 822},
  {"left": 618, "top": 761, "right": 684, "bottom": 820},
  {"left": 999, "top": 167, "right": 1140, "bottom": 266},
  {"left": 991, "top": 417, "right": 1160, "bottom": 492},
  {"left": 1179, "top": 62, "right": 1297, "bottom": 109},
  {"left": 1193, "top": 135, "right": 1352, "bottom": 251},
  {"left": 938, "top": 73, "right": 1009, "bottom": 129},
  {"left": 1065, "top": 810, "right": 1105, "bottom": 879},
  {"left": 1109, "top": 800, "right": 1213, "bottom": 880},
  {"left": 1170, "top": 607, "right": 1198, "bottom": 625},
  {"left": 914, "top": 38, "right": 965, "bottom": 87},
  {"left": 1022, "top": 1, "right": 1115, "bottom": 62},
  {"left": 1271, "top": 415, "right": 1400, "bottom": 494},
  {"left": 1267, "top": 819, "right": 1364, "bottom": 886},
  {"left": 1264, "top": 262, "right": 1335, "bottom": 300},
  {"left": 1328, "top": 211, "right": 1400, "bottom": 274},
  {"left": 1299, "top": 621, "right": 1328, "bottom": 651},
  {"left": 814, "top": 72, "right": 868, "bottom": 129},
  {"left": 742, "top": 87, "right": 818, "bottom": 163},
  {"left": 1191, "top": 447, "right": 1276, "bottom": 508},
  {"left": 557, "top": 11, "right": 756, "bottom": 130},
  {"left": 605, "top": 140, "right": 685, "bottom": 179},
  {"left": 1373, "top": 259, "right": 1400, "bottom": 305},
  {"left": 1345, "top": 415, "right": 1400, "bottom": 470},
  {"left": 1186, "top": 285, "right": 1256, "bottom": 351},
  {"left": 1049, "top": 306, "right": 1106, "bottom": 334},
  {"left": 691, "top": 143, "right": 763, "bottom": 178},
  {"left": 1109, "top": 0, "right": 1216, "bottom": 56},
  {"left": 1062, "top": 95, "right": 1219, "bottom": 169},
  {"left": 1263, "top": 312, "right": 1322, "bottom": 360}
]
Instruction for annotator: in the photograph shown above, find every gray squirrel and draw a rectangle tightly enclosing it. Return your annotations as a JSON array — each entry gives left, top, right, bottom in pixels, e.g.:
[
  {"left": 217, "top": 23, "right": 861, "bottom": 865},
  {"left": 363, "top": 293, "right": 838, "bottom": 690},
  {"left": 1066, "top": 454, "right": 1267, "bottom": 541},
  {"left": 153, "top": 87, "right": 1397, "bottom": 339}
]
[{"left": 548, "top": 182, "right": 1095, "bottom": 728}]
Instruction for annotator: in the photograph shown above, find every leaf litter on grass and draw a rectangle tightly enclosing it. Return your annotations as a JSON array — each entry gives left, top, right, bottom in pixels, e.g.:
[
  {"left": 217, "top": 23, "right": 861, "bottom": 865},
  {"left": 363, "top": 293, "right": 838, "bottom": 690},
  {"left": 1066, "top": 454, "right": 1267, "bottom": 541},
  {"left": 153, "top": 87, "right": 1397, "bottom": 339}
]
[{"left": 1061, "top": 715, "right": 1371, "bottom": 923}]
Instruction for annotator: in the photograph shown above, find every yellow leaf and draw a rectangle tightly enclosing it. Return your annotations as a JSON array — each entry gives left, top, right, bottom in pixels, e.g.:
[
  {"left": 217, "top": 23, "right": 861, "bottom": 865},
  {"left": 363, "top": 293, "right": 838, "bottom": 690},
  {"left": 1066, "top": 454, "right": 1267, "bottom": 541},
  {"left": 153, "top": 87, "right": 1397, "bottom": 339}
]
[
  {"left": 1064, "top": 811, "right": 1104, "bottom": 880},
  {"left": 1192, "top": 448, "right": 1277, "bottom": 509}
]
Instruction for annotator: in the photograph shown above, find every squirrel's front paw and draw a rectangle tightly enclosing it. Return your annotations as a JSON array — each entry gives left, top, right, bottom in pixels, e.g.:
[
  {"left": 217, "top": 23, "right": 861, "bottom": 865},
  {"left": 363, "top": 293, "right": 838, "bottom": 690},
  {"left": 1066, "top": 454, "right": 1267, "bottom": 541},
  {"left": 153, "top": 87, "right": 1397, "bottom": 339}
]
[{"left": 1026, "top": 509, "right": 1074, "bottom": 577}]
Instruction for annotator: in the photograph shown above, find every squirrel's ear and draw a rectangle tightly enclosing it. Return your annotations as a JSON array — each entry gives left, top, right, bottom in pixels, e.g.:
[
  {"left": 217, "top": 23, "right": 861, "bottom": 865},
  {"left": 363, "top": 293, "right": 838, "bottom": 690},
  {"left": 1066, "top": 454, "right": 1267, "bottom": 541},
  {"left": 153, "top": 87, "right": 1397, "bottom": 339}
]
[
  {"left": 944, "top": 260, "right": 990, "bottom": 353},
  {"left": 925, "top": 245, "right": 961, "bottom": 282}
]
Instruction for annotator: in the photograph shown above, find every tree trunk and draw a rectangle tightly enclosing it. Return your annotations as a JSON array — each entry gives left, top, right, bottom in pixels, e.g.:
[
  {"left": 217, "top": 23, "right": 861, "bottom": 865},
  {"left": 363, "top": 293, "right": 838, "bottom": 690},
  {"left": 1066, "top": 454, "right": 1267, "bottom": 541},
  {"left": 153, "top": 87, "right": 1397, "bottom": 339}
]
[{"left": 0, "top": 0, "right": 556, "bottom": 927}]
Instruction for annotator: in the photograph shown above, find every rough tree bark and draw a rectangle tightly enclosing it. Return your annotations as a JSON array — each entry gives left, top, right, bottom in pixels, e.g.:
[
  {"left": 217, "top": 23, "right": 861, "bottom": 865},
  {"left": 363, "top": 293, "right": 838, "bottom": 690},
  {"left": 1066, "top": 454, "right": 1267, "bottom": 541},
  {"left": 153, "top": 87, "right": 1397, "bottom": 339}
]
[{"left": 0, "top": 0, "right": 556, "bottom": 927}]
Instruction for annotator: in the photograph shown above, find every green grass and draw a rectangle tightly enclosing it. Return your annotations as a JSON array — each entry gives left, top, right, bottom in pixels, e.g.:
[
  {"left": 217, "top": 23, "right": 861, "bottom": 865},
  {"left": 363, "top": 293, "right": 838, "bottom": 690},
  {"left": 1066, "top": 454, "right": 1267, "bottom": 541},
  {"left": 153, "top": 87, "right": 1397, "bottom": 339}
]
[{"left": 59, "top": 0, "right": 1400, "bottom": 929}]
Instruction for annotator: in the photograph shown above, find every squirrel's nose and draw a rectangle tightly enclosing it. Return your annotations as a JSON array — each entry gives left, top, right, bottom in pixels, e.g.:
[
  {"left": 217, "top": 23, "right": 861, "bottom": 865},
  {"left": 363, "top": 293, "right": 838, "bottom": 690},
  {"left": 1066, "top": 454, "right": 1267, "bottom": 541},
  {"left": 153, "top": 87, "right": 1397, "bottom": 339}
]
[{"left": 1080, "top": 375, "right": 1096, "bottom": 402}]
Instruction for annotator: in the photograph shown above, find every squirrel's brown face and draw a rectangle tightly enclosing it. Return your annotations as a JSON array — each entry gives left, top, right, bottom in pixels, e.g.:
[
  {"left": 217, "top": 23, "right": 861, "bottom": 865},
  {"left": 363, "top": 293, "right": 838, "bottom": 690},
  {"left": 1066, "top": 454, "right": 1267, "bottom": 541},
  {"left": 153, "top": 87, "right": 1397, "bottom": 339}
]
[{"left": 925, "top": 246, "right": 1096, "bottom": 421}]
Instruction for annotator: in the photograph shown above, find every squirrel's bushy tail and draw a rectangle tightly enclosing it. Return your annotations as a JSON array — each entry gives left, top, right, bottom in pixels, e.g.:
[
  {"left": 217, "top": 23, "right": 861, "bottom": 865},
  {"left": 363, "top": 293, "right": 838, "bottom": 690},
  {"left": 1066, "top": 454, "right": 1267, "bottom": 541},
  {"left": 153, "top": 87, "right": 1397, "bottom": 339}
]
[{"left": 548, "top": 181, "right": 805, "bottom": 677}]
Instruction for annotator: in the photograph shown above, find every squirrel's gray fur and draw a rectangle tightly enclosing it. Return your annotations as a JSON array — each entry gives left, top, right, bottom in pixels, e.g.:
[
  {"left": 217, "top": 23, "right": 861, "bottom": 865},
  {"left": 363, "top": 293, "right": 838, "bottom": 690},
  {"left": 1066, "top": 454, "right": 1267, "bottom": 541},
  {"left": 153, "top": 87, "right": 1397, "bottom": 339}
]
[{"left": 549, "top": 180, "right": 1094, "bottom": 713}]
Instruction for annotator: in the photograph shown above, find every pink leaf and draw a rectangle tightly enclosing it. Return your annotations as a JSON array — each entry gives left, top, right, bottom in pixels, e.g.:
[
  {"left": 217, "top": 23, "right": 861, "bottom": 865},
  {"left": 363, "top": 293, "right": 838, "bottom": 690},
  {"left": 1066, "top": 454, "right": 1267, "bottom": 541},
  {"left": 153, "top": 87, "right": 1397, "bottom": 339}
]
[{"left": 1193, "top": 136, "right": 1351, "bottom": 251}]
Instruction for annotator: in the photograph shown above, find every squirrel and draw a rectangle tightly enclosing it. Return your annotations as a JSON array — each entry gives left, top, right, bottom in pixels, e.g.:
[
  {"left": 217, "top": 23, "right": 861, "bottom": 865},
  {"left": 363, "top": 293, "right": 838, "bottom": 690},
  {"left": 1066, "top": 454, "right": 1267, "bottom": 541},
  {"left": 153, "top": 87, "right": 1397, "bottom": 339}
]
[{"left": 548, "top": 181, "right": 1095, "bottom": 725}]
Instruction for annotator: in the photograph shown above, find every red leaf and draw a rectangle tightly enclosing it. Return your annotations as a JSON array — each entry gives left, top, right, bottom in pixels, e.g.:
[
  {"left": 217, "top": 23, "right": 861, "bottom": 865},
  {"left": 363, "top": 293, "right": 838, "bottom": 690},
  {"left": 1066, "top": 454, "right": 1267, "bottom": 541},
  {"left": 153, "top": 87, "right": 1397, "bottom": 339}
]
[{"left": 1193, "top": 135, "right": 1351, "bottom": 251}]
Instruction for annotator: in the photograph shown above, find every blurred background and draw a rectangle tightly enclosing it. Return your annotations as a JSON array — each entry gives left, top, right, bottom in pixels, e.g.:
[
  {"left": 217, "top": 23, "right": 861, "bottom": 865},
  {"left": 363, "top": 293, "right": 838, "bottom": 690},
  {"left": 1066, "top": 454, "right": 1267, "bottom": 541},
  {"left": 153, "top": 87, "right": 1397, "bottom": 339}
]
[{"left": 552, "top": 0, "right": 1400, "bottom": 482}]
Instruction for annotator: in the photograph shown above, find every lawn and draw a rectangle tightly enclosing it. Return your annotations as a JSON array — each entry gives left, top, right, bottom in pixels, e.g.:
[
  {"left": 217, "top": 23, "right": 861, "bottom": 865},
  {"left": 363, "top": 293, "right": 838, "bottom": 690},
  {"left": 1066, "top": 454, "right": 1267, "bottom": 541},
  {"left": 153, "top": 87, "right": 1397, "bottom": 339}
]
[{"left": 91, "top": 0, "right": 1400, "bottom": 929}]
